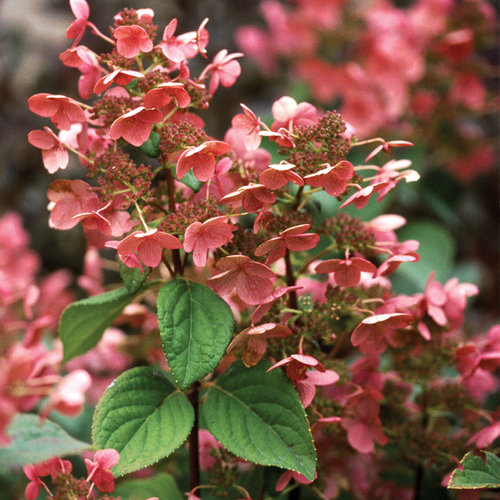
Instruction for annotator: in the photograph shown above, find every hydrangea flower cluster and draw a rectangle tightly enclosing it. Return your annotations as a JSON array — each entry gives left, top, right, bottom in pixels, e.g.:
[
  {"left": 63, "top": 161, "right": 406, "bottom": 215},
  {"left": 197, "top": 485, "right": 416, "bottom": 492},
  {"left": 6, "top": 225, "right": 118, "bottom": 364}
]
[{"left": 15, "top": 1, "right": 500, "bottom": 498}]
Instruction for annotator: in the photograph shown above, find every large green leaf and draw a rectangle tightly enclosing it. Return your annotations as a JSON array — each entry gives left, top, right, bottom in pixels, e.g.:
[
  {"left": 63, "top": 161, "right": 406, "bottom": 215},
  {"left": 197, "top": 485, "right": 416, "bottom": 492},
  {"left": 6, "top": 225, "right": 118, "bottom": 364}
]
[
  {"left": 201, "top": 360, "right": 316, "bottom": 481},
  {"left": 92, "top": 366, "right": 194, "bottom": 477},
  {"left": 0, "top": 414, "right": 90, "bottom": 472},
  {"left": 392, "top": 219, "right": 456, "bottom": 294},
  {"left": 448, "top": 451, "right": 500, "bottom": 489},
  {"left": 157, "top": 279, "right": 234, "bottom": 390},
  {"left": 60, "top": 287, "right": 137, "bottom": 363},
  {"left": 114, "top": 472, "right": 183, "bottom": 500}
]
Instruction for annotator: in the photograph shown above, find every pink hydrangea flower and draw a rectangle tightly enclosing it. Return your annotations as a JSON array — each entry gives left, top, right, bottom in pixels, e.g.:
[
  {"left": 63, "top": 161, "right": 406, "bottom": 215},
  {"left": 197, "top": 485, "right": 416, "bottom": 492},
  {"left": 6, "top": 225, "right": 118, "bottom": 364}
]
[
  {"left": 198, "top": 429, "right": 222, "bottom": 471},
  {"left": 71, "top": 198, "right": 133, "bottom": 243},
  {"left": 231, "top": 103, "right": 262, "bottom": 150},
  {"left": 298, "top": 369, "right": 340, "bottom": 408},
  {"left": 419, "top": 272, "right": 479, "bottom": 330},
  {"left": 207, "top": 255, "right": 275, "bottom": 305},
  {"left": 268, "top": 353, "right": 325, "bottom": 380},
  {"left": 227, "top": 322, "right": 292, "bottom": 367},
  {"left": 28, "top": 93, "right": 86, "bottom": 131},
  {"left": 109, "top": 106, "right": 163, "bottom": 147},
  {"left": 339, "top": 181, "right": 387, "bottom": 210},
  {"left": 66, "top": 0, "right": 90, "bottom": 46},
  {"left": 251, "top": 285, "right": 303, "bottom": 323},
  {"left": 224, "top": 127, "right": 272, "bottom": 175},
  {"left": 93, "top": 68, "right": 144, "bottom": 94},
  {"left": 159, "top": 19, "right": 187, "bottom": 63},
  {"left": 85, "top": 449, "right": 120, "bottom": 493},
  {"left": 47, "top": 179, "right": 96, "bottom": 230},
  {"left": 259, "top": 161, "right": 304, "bottom": 190},
  {"left": 59, "top": 46, "right": 102, "bottom": 99},
  {"left": 377, "top": 248, "right": 420, "bottom": 277},
  {"left": 304, "top": 160, "right": 354, "bottom": 197},
  {"left": 176, "top": 140, "right": 231, "bottom": 182},
  {"left": 202, "top": 49, "right": 243, "bottom": 95},
  {"left": 28, "top": 127, "right": 69, "bottom": 174},
  {"left": 159, "top": 18, "right": 209, "bottom": 63},
  {"left": 24, "top": 458, "right": 72, "bottom": 500},
  {"left": 365, "top": 139, "right": 414, "bottom": 162},
  {"left": 467, "top": 420, "right": 500, "bottom": 449},
  {"left": 315, "top": 257, "right": 377, "bottom": 287},
  {"left": 113, "top": 24, "right": 153, "bottom": 58},
  {"left": 271, "top": 96, "right": 318, "bottom": 131},
  {"left": 183, "top": 216, "right": 236, "bottom": 267},
  {"left": 39, "top": 369, "right": 91, "bottom": 419},
  {"left": 255, "top": 224, "right": 320, "bottom": 265},
  {"left": 351, "top": 313, "right": 412, "bottom": 354},
  {"left": 219, "top": 184, "right": 276, "bottom": 212},
  {"left": 144, "top": 82, "right": 191, "bottom": 110},
  {"left": 116, "top": 229, "right": 182, "bottom": 268},
  {"left": 341, "top": 388, "right": 388, "bottom": 454}
]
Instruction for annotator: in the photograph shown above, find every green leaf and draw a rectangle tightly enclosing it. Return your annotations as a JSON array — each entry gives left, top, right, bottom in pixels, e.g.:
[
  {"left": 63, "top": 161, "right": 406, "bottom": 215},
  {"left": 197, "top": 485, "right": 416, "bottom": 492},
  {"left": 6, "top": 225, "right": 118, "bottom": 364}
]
[
  {"left": 59, "top": 287, "right": 136, "bottom": 363},
  {"left": 119, "top": 260, "right": 151, "bottom": 294},
  {"left": 140, "top": 130, "right": 161, "bottom": 158},
  {"left": 201, "top": 360, "right": 316, "bottom": 481},
  {"left": 157, "top": 279, "right": 234, "bottom": 390},
  {"left": 173, "top": 167, "right": 203, "bottom": 193},
  {"left": 92, "top": 366, "right": 194, "bottom": 477},
  {"left": 114, "top": 472, "right": 183, "bottom": 500},
  {"left": 448, "top": 451, "right": 500, "bottom": 489},
  {"left": 0, "top": 414, "right": 90, "bottom": 472},
  {"left": 391, "top": 219, "right": 456, "bottom": 294}
]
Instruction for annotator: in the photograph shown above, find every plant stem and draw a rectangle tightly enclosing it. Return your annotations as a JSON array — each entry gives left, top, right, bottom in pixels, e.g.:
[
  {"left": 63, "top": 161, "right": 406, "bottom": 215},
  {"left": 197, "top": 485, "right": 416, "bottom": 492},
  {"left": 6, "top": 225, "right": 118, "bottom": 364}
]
[
  {"left": 292, "top": 185, "right": 304, "bottom": 210},
  {"left": 284, "top": 249, "right": 298, "bottom": 310},
  {"left": 165, "top": 168, "right": 182, "bottom": 275},
  {"left": 188, "top": 381, "right": 200, "bottom": 491}
]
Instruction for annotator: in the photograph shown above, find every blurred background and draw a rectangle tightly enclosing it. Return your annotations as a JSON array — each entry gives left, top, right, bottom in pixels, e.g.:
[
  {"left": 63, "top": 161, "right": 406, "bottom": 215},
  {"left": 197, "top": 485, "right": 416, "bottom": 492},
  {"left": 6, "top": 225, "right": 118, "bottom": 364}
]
[{"left": 0, "top": 0, "right": 498, "bottom": 329}]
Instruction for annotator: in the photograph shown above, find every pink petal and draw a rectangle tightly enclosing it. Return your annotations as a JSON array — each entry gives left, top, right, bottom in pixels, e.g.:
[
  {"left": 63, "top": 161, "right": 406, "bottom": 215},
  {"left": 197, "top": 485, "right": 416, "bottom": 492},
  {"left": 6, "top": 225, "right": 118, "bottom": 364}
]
[
  {"left": 42, "top": 145, "right": 69, "bottom": 174},
  {"left": 95, "top": 449, "right": 120, "bottom": 469},
  {"left": 70, "top": 0, "right": 89, "bottom": 19},
  {"left": 27, "top": 129, "right": 57, "bottom": 149},
  {"left": 346, "top": 423, "right": 374, "bottom": 453},
  {"left": 137, "top": 238, "right": 163, "bottom": 267},
  {"left": 207, "top": 270, "right": 238, "bottom": 296},
  {"left": 152, "top": 231, "right": 182, "bottom": 249},
  {"left": 235, "top": 273, "right": 274, "bottom": 305}
]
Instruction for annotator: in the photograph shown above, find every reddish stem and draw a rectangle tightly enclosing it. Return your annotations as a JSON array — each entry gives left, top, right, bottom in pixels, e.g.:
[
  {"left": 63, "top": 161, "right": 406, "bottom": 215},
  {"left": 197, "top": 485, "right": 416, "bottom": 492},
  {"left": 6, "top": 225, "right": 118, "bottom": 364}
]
[{"left": 188, "top": 381, "right": 200, "bottom": 491}]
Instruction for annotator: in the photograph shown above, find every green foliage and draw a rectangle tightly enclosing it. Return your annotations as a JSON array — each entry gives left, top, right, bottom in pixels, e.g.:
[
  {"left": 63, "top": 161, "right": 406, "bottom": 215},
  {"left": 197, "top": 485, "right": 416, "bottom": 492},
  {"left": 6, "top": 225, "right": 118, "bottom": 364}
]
[
  {"left": 140, "top": 130, "right": 161, "bottom": 158},
  {"left": 92, "top": 366, "right": 194, "bottom": 477},
  {"left": 59, "top": 287, "right": 138, "bottom": 363},
  {"left": 0, "top": 414, "right": 89, "bottom": 472},
  {"left": 173, "top": 167, "right": 203, "bottom": 192},
  {"left": 114, "top": 472, "right": 183, "bottom": 500},
  {"left": 157, "top": 279, "right": 234, "bottom": 390},
  {"left": 392, "top": 219, "right": 456, "bottom": 294},
  {"left": 201, "top": 360, "right": 316, "bottom": 481},
  {"left": 119, "top": 260, "right": 152, "bottom": 294},
  {"left": 448, "top": 451, "right": 500, "bottom": 489}
]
